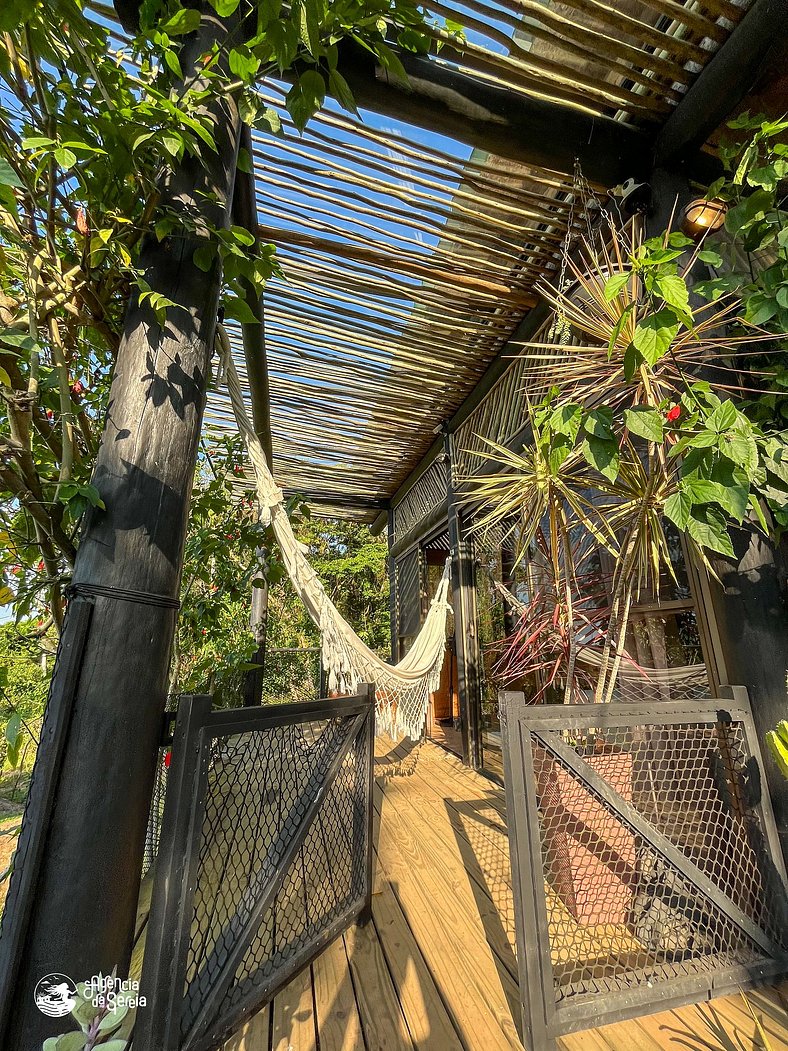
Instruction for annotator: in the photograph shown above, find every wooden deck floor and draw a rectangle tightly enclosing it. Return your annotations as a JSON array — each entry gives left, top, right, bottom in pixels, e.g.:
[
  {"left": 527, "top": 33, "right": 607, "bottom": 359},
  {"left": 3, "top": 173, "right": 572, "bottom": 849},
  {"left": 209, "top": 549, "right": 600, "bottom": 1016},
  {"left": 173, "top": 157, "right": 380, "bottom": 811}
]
[{"left": 225, "top": 738, "right": 788, "bottom": 1051}]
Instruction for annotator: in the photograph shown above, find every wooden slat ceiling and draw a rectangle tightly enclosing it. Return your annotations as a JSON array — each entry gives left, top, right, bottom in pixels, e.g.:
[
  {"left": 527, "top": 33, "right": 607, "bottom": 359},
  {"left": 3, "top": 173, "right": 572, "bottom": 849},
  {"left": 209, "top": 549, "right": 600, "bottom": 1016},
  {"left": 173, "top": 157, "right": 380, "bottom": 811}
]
[{"left": 94, "top": 0, "right": 754, "bottom": 517}]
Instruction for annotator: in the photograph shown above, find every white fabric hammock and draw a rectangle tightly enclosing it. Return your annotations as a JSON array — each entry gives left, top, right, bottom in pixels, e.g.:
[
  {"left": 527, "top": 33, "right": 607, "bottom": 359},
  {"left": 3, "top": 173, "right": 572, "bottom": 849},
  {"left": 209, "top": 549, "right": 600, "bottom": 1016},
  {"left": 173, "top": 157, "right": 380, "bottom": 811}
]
[{"left": 217, "top": 333, "right": 452, "bottom": 740}]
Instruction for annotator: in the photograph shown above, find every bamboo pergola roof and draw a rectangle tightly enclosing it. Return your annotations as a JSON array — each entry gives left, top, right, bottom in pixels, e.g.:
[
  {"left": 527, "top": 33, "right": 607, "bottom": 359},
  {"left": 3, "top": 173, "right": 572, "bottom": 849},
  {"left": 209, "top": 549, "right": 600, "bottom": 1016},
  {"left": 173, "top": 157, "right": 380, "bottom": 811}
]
[{"left": 95, "top": 0, "right": 763, "bottom": 518}]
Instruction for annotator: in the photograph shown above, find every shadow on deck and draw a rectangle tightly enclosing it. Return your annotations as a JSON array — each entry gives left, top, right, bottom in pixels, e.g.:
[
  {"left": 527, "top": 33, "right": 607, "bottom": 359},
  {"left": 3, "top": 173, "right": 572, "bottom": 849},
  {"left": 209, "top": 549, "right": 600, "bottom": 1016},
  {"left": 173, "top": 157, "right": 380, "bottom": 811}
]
[{"left": 225, "top": 739, "right": 788, "bottom": 1051}]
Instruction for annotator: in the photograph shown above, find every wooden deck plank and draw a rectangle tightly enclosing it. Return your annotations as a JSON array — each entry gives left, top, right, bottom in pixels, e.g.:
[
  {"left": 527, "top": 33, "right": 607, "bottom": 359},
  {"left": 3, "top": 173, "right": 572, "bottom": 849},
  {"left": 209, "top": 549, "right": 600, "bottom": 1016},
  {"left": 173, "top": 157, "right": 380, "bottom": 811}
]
[
  {"left": 372, "top": 868, "right": 466, "bottom": 1051},
  {"left": 373, "top": 767, "right": 518, "bottom": 979},
  {"left": 343, "top": 918, "right": 416, "bottom": 1050},
  {"left": 271, "top": 963, "right": 317, "bottom": 1051},
  {"left": 224, "top": 1005, "right": 271, "bottom": 1050},
  {"left": 373, "top": 788, "right": 522, "bottom": 1049},
  {"left": 312, "top": 934, "right": 365, "bottom": 1051}
]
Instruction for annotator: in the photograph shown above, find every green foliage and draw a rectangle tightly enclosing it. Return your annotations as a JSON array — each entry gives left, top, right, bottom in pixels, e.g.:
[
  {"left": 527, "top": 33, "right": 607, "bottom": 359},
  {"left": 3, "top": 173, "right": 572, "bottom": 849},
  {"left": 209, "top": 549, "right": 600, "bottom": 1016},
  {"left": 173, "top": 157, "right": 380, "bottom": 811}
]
[
  {"left": 0, "top": 620, "right": 48, "bottom": 769},
  {"left": 171, "top": 440, "right": 389, "bottom": 704},
  {"left": 767, "top": 717, "right": 788, "bottom": 779},
  {"left": 0, "top": 0, "right": 429, "bottom": 634}
]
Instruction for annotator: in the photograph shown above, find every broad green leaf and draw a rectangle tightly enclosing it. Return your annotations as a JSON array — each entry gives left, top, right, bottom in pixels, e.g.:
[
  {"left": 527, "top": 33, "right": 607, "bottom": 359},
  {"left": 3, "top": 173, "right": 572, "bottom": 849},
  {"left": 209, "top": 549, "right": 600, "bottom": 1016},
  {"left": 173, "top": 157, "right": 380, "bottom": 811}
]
[
  {"left": 54, "top": 147, "right": 77, "bottom": 171},
  {"left": 237, "top": 146, "right": 252, "bottom": 174},
  {"left": 164, "top": 48, "right": 183, "bottom": 78},
  {"left": 209, "top": 0, "right": 241, "bottom": 13},
  {"left": 229, "top": 45, "right": 260, "bottom": 82},
  {"left": 97, "top": 1001, "right": 129, "bottom": 1031},
  {"left": 21, "top": 135, "right": 55, "bottom": 150},
  {"left": 286, "top": 70, "right": 326, "bottom": 132},
  {"left": 328, "top": 70, "right": 358, "bottom": 114},
  {"left": 0, "top": 366, "right": 11, "bottom": 386},
  {"left": 550, "top": 403, "right": 582, "bottom": 442},
  {"left": 375, "top": 42, "right": 409, "bottom": 85},
  {"left": 632, "top": 309, "right": 678, "bottom": 366},
  {"left": 223, "top": 296, "right": 260, "bottom": 325},
  {"left": 0, "top": 586, "right": 12, "bottom": 604},
  {"left": 686, "top": 506, "right": 734, "bottom": 557},
  {"left": 603, "top": 271, "right": 630, "bottom": 301},
  {"left": 0, "top": 157, "right": 23, "bottom": 189},
  {"left": 159, "top": 7, "right": 201, "bottom": 35},
  {"left": 721, "top": 430, "right": 759, "bottom": 473},
  {"left": 697, "top": 248, "right": 723, "bottom": 267},
  {"left": 684, "top": 477, "right": 748, "bottom": 522},
  {"left": 725, "top": 188, "right": 772, "bottom": 235},
  {"left": 5, "top": 712, "right": 21, "bottom": 746},
  {"left": 293, "top": 0, "right": 321, "bottom": 55},
  {"left": 706, "top": 399, "right": 738, "bottom": 433},
  {"left": 583, "top": 406, "right": 614, "bottom": 440},
  {"left": 664, "top": 490, "right": 691, "bottom": 531},
  {"left": 653, "top": 273, "right": 691, "bottom": 322},
  {"left": 744, "top": 293, "right": 777, "bottom": 326},
  {"left": 624, "top": 407, "right": 663, "bottom": 443},
  {"left": 55, "top": 1033, "right": 88, "bottom": 1051},
  {"left": 581, "top": 435, "right": 619, "bottom": 482}
]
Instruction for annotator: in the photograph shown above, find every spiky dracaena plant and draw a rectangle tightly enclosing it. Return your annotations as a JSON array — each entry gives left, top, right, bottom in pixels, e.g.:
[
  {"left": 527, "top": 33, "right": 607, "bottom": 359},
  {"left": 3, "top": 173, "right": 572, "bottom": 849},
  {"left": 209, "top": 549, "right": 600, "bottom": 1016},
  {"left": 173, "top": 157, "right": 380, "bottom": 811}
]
[{"left": 465, "top": 215, "right": 788, "bottom": 702}]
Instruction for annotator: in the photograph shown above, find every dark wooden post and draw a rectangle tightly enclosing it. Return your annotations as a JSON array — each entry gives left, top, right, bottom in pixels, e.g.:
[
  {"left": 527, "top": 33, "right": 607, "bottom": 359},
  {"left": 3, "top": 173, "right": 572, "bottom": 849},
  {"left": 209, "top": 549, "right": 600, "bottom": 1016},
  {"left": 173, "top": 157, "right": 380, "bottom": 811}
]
[
  {"left": 445, "top": 431, "right": 482, "bottom": 768},
  {"left": 387, "top": 507, "right": 397, "bottom": 662},
  {"left": 234, "top": 125, "right": 274, "bottom": 708},
  {"left": 0, "top": 8, "right": 241, "bottom": 1047}
]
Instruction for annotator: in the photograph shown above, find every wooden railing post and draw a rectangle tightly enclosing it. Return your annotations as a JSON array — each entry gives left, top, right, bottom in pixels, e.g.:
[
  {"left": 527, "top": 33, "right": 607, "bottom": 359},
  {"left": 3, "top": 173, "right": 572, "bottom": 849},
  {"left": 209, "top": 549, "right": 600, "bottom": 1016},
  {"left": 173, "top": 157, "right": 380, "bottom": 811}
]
[{"left": 445, "top": 431, "right": 482, "bottom": 768}]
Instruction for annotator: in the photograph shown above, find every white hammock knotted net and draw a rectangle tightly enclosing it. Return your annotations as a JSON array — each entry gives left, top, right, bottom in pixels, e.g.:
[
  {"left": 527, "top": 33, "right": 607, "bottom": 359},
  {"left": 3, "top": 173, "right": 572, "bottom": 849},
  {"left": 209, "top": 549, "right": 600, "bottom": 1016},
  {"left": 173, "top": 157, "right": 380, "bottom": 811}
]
[{"left": 218, "top": 334, "right": 452, "bottom": 741}]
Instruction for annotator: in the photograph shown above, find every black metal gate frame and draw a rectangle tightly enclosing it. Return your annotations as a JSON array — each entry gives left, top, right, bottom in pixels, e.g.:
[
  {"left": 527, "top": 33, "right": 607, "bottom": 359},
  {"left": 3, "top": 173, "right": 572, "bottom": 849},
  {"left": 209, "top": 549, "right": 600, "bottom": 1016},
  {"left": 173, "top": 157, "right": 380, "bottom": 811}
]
[
  {"left": 500, "top": 690, "right": 788, "bottom": 1051},
  {"left": 135, "top": 687, "right": 375, "bottom": 1051}
]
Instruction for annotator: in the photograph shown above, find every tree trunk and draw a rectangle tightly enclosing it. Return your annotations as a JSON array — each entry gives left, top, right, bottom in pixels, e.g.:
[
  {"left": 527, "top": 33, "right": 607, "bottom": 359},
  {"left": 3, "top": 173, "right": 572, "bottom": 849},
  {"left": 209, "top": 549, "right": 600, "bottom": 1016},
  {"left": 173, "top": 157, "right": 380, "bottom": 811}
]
[{"left": 0, "top": 7, "right": 241, "bottom": 1047}]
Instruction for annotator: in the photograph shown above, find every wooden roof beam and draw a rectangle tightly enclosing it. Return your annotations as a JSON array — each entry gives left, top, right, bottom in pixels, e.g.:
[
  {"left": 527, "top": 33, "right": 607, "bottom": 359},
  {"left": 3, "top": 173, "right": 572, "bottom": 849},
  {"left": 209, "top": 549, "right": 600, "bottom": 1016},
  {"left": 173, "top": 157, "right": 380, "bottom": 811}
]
[
  {"left": 333, "top": 41, "right": 650, "bottom": 187},
  {"left": 654, "top": 0, "right": 788, "bottom": 171}
]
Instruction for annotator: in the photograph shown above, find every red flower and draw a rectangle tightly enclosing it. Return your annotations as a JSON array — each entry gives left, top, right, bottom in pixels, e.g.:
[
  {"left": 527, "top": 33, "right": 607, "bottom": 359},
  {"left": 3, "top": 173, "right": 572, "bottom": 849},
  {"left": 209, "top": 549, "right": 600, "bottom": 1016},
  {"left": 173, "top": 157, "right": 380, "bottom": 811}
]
[
  {"left": 665, "top": 404, "right": 681, "bottom": 423},
  {"left": 37, "top": 560, "right": 45, "bottom": 571},
  {"left": 164, "top": 750, "right": 172, "bottom": 769}
]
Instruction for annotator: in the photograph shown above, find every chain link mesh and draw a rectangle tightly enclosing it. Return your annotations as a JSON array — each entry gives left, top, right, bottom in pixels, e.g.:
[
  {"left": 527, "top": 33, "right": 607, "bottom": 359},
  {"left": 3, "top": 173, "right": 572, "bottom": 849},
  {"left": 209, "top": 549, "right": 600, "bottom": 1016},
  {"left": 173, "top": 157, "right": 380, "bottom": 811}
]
[
  {"left": 527, "top": 717, "right": 788, "bottom": 1005},
  {"left": 179, "top": 714, "right": 369, "bottom": 1042}
]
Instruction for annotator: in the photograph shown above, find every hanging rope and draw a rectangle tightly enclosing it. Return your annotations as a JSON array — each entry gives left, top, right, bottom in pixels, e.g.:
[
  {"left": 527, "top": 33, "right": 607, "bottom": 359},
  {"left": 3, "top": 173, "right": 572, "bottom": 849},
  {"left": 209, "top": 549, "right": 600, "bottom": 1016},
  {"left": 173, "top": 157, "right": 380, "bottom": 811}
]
[{"left": 215, "top": 328, "right": 452, "bottom": 741}]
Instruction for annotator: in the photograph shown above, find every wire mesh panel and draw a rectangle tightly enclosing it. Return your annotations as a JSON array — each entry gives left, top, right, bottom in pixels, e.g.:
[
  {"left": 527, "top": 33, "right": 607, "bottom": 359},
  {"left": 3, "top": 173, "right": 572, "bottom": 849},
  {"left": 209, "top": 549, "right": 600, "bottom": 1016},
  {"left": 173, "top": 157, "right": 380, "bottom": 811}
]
[
  {"left": 500, "top": 693, "right": 788, "bottom": 1051},
  {"left": 136, "top": 689, "right": 374, "bottom": 1051}
]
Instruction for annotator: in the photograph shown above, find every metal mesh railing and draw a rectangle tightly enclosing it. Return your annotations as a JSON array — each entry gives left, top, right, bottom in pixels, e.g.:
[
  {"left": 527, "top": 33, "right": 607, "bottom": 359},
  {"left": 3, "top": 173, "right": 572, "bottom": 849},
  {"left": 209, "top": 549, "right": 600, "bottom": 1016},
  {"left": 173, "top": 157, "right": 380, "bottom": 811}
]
[
  {"left": 182, "top": 716, "right": 368, "bottom": 1039},
  {"left": 137, "top": 692, "right": 374, "bottom": 1051},
  {"left": 533, "top": 723, "right": 785, "bottom": 999},
  {"left": 502, "top": 696, "right": 788, "bottom": 1045},
  {"left": 142, "top": 650, "right": 325, "bottom": 878}
]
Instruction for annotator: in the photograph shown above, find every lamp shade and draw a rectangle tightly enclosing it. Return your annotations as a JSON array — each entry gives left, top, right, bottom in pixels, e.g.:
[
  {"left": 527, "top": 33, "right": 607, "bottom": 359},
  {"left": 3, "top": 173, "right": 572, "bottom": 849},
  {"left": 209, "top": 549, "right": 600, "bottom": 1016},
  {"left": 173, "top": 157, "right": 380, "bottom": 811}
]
[{"left": 681, "top": 198, "right": 727, "bottom": 239}]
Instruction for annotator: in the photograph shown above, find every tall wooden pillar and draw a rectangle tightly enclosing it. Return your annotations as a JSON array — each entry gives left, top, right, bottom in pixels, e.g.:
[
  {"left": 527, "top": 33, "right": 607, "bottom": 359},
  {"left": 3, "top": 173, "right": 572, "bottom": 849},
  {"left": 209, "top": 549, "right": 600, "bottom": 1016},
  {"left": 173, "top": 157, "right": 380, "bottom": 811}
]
[
  {"left": 445, "top": 432, "right": 482, "bottom": 768},
  {"left": 234, "top": 126, "right": 273, "bottom": 708},
  {"left": 387, "top": 507, "right": 398, "bottom": 662},
  {"left": 0, "top": 8, "right": 242, "bottom": 1047}
]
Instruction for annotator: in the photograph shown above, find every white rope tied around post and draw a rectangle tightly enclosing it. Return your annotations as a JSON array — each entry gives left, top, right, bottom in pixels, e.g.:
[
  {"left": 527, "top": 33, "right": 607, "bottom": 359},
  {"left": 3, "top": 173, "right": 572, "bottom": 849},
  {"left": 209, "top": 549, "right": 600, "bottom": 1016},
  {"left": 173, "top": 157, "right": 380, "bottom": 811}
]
[{"left": 215, "top": 327, "right": 452, "bottom": 740}]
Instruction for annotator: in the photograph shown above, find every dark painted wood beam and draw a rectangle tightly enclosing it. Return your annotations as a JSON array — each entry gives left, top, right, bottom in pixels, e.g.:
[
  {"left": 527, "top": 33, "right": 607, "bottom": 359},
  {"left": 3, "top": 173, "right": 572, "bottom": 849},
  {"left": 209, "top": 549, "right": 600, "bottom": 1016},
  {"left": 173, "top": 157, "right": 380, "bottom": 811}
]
[
  {"left": 654, "top": 0, "right": 788, "bottom": 171},
  {"left": 335, "top": 42, "right": 650, "bottom": 187}
]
